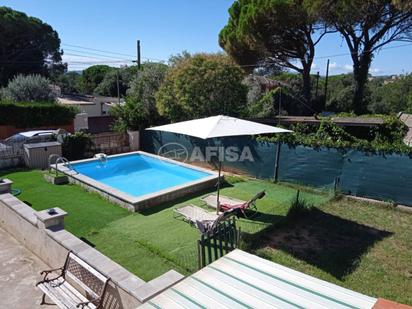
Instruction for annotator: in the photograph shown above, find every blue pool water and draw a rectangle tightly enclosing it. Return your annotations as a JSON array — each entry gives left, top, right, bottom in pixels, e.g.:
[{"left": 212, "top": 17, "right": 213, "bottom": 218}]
[{"left": 72, "top": 153, "right": 212, "bottom": 197}]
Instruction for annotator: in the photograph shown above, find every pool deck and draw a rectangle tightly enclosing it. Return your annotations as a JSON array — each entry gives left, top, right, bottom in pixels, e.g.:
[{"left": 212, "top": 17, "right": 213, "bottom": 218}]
[
  {"left": 0, "top": 227, "right": 56, "bottom": 308},
  {"left": 57, "top": 151, "right": 219, "bottom": 212}
]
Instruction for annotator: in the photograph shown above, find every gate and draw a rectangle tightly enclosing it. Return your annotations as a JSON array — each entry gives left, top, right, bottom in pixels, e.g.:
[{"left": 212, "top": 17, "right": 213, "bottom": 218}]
[{"left": 197, "top": 217, "right": 240, "bottom": 269}]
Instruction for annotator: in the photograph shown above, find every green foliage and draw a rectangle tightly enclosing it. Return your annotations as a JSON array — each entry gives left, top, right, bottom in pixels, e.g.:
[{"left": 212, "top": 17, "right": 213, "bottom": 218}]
[
  {"left": 243, "top": 73, "right": 325, "bottom": 117},
  {"left": 94, "top": 66, "right": 138, "bottom": 97},
  {"left": 62, "top": 132, "right": 93, "bottom": 160},
  {"left": 259, "top": 116, "right": 411, "bottom": 154},
  {"left": 54, "top": 71, "right": 82, "bottom": 94},
  {"left": 110, "top": 62, "right": 168, "bottom": 131},
  {"left": 219, "top": 0, "right": 324, "bottom": 103},
  {"left": 249, "top": 88, "right": 279, "bottom": 118},
  {"left": 81, "top": 65, "right": 114, "bottom": 94},
  {"left": 0, "top": 6, "right": 64, "bottom": 86},
  {"left": 94, "top": 69, "right": 126, "bottom": 97},
  {"left": 0, "top": 101, "right": 76, "bottom": 128},
  {"left": 156, "top": 53, "right": 247, "bottom": 122},
  {"left": 1, "top": 74, "right": 56, "bottom": 102},
  {"left": 312, "top": 0, "right": 412, "bottom": 113},
  {"left": 219, "top": 0, "right": 316, "bottom": 69},
  {"left": 369, "top": 74, "right": 412, "bottom": 114},
  {"left": 168, "top": 50, "right": 192, "bottom": 67}
]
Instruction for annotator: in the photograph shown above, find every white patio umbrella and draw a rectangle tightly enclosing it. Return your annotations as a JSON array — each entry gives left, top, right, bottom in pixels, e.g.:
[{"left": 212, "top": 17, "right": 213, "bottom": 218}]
[{"left": 147, "top": 115, "right": 291, "bottom": 213}]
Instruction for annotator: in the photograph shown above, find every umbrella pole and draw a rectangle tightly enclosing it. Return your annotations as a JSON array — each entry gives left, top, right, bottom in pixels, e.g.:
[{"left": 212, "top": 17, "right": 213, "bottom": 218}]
[{"left": 217, "top": 160, "right": 222, "bottom": 214}]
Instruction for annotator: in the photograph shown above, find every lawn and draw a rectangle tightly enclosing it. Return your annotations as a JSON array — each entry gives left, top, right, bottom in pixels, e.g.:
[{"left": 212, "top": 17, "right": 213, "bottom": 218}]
[{"left": 1, "top": 169, "right": 411, "bottom": 305}]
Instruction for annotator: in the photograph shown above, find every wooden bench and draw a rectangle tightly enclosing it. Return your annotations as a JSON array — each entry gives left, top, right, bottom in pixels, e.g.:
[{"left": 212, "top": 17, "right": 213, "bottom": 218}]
[{"left": 36, "top": 252, "right": 110, "bottom": 309}]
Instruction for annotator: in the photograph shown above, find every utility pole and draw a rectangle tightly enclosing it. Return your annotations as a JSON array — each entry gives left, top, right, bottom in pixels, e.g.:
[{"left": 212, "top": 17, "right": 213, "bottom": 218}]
[
  {"left": 133, "top": 40, "right": 141, "bottom": 78},
  {"left": 137, "top": 40, "right": 141, "bottom": 70},
  {"left": 116, "top": 69, "right": 120, "bottom": 104},
  {"left": 315, "top": 71, "right": 320, "bottom": 98},
  {"left": 324, "top": 59, "right": 330, "bottom": 107}
]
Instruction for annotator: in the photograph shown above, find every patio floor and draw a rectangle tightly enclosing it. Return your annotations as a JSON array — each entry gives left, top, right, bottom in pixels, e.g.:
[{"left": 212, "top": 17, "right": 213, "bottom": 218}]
[{"left": 0, "top": 227, "right": 56, "bottom": 308}]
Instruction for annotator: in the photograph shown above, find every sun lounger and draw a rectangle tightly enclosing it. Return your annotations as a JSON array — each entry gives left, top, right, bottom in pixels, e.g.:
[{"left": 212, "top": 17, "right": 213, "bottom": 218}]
[
  {"left": 174, "top": 204, "right": 233, "bottom": 233},
  {"left": 202, "top": 190, "right": 265, "bottom": 217},
  {"left": 201, "top": 194, "right": 245, "bottom": 209},
  {"left": 173, "top": 205, "right": 219, "bottom": 225}
]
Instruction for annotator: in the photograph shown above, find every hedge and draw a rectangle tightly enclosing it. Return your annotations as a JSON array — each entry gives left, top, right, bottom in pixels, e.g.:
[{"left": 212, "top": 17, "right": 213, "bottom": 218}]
[{"left": 0, "top": 101, "right": 77, "bottom": 128}]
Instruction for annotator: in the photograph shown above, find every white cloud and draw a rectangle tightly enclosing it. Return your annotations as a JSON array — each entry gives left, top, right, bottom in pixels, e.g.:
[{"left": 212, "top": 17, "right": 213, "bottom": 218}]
[
  {"left": 343, "top": 64, "right": 353, "bottom": 71},
  {"left": 329, "top": 62, "right": 338, "bottom": 69},
  {"left": 370, "top": 67, "right": 382, "bottom": 74},
  {"left": 325, "top": 62, "right": 353, "bottom": 73}
]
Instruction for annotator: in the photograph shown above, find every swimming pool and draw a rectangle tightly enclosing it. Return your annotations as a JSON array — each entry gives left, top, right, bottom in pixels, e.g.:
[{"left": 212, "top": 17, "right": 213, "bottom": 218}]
[{"left": 58, "top": 152, "right": 218, "bottom": 211}]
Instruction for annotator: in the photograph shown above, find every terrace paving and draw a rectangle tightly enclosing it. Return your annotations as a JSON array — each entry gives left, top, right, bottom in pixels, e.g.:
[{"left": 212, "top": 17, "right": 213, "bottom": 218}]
[{"left": 0, "top": 227, "right": 56, "bottom": 308}]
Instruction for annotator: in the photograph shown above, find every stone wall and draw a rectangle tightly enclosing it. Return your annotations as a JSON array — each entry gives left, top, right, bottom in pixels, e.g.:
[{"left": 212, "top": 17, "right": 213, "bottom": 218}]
[{"left": 0, "top": 193, "right": 184, "bottom": 308}]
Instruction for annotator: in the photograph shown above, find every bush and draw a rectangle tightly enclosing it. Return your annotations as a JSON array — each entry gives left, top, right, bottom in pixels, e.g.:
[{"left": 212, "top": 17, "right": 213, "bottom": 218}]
[
  {"left": 62, "top": 132, "right": 93, "bottom": 160},
  {"left": 81, "top": 65, "right": 113, "bottom": 94},
  {"left": 2, "top": 74, "right": 56, "bottom": 102},
  {"left": 55, "top": 72, "right": 82, "bottom": 94},
  {"left": 156, "top": 53, "right": 247, "bottom": 122},
  {"left": 0, "top": 101, "right": 76, "bottom": 128},
  {"left": 110, "top": 62, "right": 168, "bottom": 131}
]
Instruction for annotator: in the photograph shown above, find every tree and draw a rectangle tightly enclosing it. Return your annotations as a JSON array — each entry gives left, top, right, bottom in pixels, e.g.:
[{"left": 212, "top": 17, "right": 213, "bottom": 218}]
[
  {"left": 80, "top": 65, "right": 113, "bottom": 94},
  {"left": 0, "top": 7, "right": 65, "bottom": 86},
  {"left": 168, "top": 50, "right": 191, "bottom": 67},
  {"left": 94, "top": 66, "right": 138, "bottom": 97},
  {"left": 219, "top": 0, "right": 331, "bottom": 105},
  {"left": 55, "top": 71, "right": 82, "bottom": 94},
  {"left": 94, "top": 70, "right": 126, "bottom": 97},
  {"left": 1, "top": 74, "right": 56, "bottom": 102},
  {"left": 314, "top": 0, "right": 412, "bottom": 114},
  {"left": 369, "top": 74, "right": 412, "bottom": 114},
  {"left": 156, "top": 53, "right": 247, "bottom": 122},
  {"left": 110, "top": 62, "right": 168, "bottom": 131}
]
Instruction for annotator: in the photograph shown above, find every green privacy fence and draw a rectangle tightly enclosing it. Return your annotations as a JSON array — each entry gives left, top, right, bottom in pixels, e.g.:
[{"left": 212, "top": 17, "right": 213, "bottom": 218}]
[{"left": 142, "top": 131, "right": 412, "bottom": 207}]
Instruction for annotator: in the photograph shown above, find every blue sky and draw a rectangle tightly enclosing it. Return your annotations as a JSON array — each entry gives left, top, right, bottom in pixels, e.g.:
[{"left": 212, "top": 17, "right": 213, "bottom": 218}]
[{"left": 3, "top": 0, "right": 412, "bottom": 75}]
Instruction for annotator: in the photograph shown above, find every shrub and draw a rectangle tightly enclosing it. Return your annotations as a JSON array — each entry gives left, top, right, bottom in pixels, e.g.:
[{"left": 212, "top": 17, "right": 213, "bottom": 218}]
[
  {"left": 0, "top": 101, "right": 76, "bottom": 128},
  {"left": 2, "top": 74, "right": 56, "bottom": 102},
  {"left": 110, "top": 62, "right": 168, "bottom": 131},
  {"left": 156, "top": 53, "right": 247, "bottom": 122},
  {"left": 81, "top": 65, "right": 113, "bottom": 94},
  {"left": 62, "top": 132, "right": 93, "bottom": 160}
]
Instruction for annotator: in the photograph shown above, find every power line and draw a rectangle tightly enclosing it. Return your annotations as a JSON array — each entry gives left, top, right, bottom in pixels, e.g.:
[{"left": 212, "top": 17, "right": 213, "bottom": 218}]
[
  {"left": 62, "top": 43, "right": 135, "bottom": 58},
  {"left": 61, "top": 43, "right": 165, "bottom": 62},
  {"left": 63, "top": 48, "right": 133, "bottom": 61},
  {"left": 313, "top": 43, "right": 412, "bottom": 60},
  {"left": 3, "top": 41, "right": 411, "bottom": 70}
]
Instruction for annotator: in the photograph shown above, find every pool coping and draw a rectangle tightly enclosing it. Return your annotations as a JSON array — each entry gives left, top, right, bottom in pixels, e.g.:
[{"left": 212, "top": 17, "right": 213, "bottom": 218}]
[{"left": 55, "top": 151, "right": 219, "bottom": 211}]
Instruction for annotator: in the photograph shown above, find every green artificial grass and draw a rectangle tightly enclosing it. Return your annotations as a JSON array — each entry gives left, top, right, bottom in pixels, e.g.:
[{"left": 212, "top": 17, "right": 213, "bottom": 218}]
[
  {"left": 1, "top": 169, "right": 129, "bottom": 236},
  {"left": 1, "top": 169, "right": 411, "bottom": 305}
]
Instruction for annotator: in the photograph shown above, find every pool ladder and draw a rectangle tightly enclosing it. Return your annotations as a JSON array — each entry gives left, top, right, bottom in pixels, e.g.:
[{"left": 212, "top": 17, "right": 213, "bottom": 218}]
[{"left": 49, "top": 155, "right": 78, "bottom": 175}]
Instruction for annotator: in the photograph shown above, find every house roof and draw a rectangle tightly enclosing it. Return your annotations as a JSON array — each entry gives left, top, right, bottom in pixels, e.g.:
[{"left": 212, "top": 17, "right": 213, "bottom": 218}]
[
  {"left": 141, "top": 249, "right": 378, "bottom": 309},
  {"left": 58, "top": 95, "right": 124, "bottom": 106},
  {"left": 58, "top": 95, "right": 95, "bottom": 105}
]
